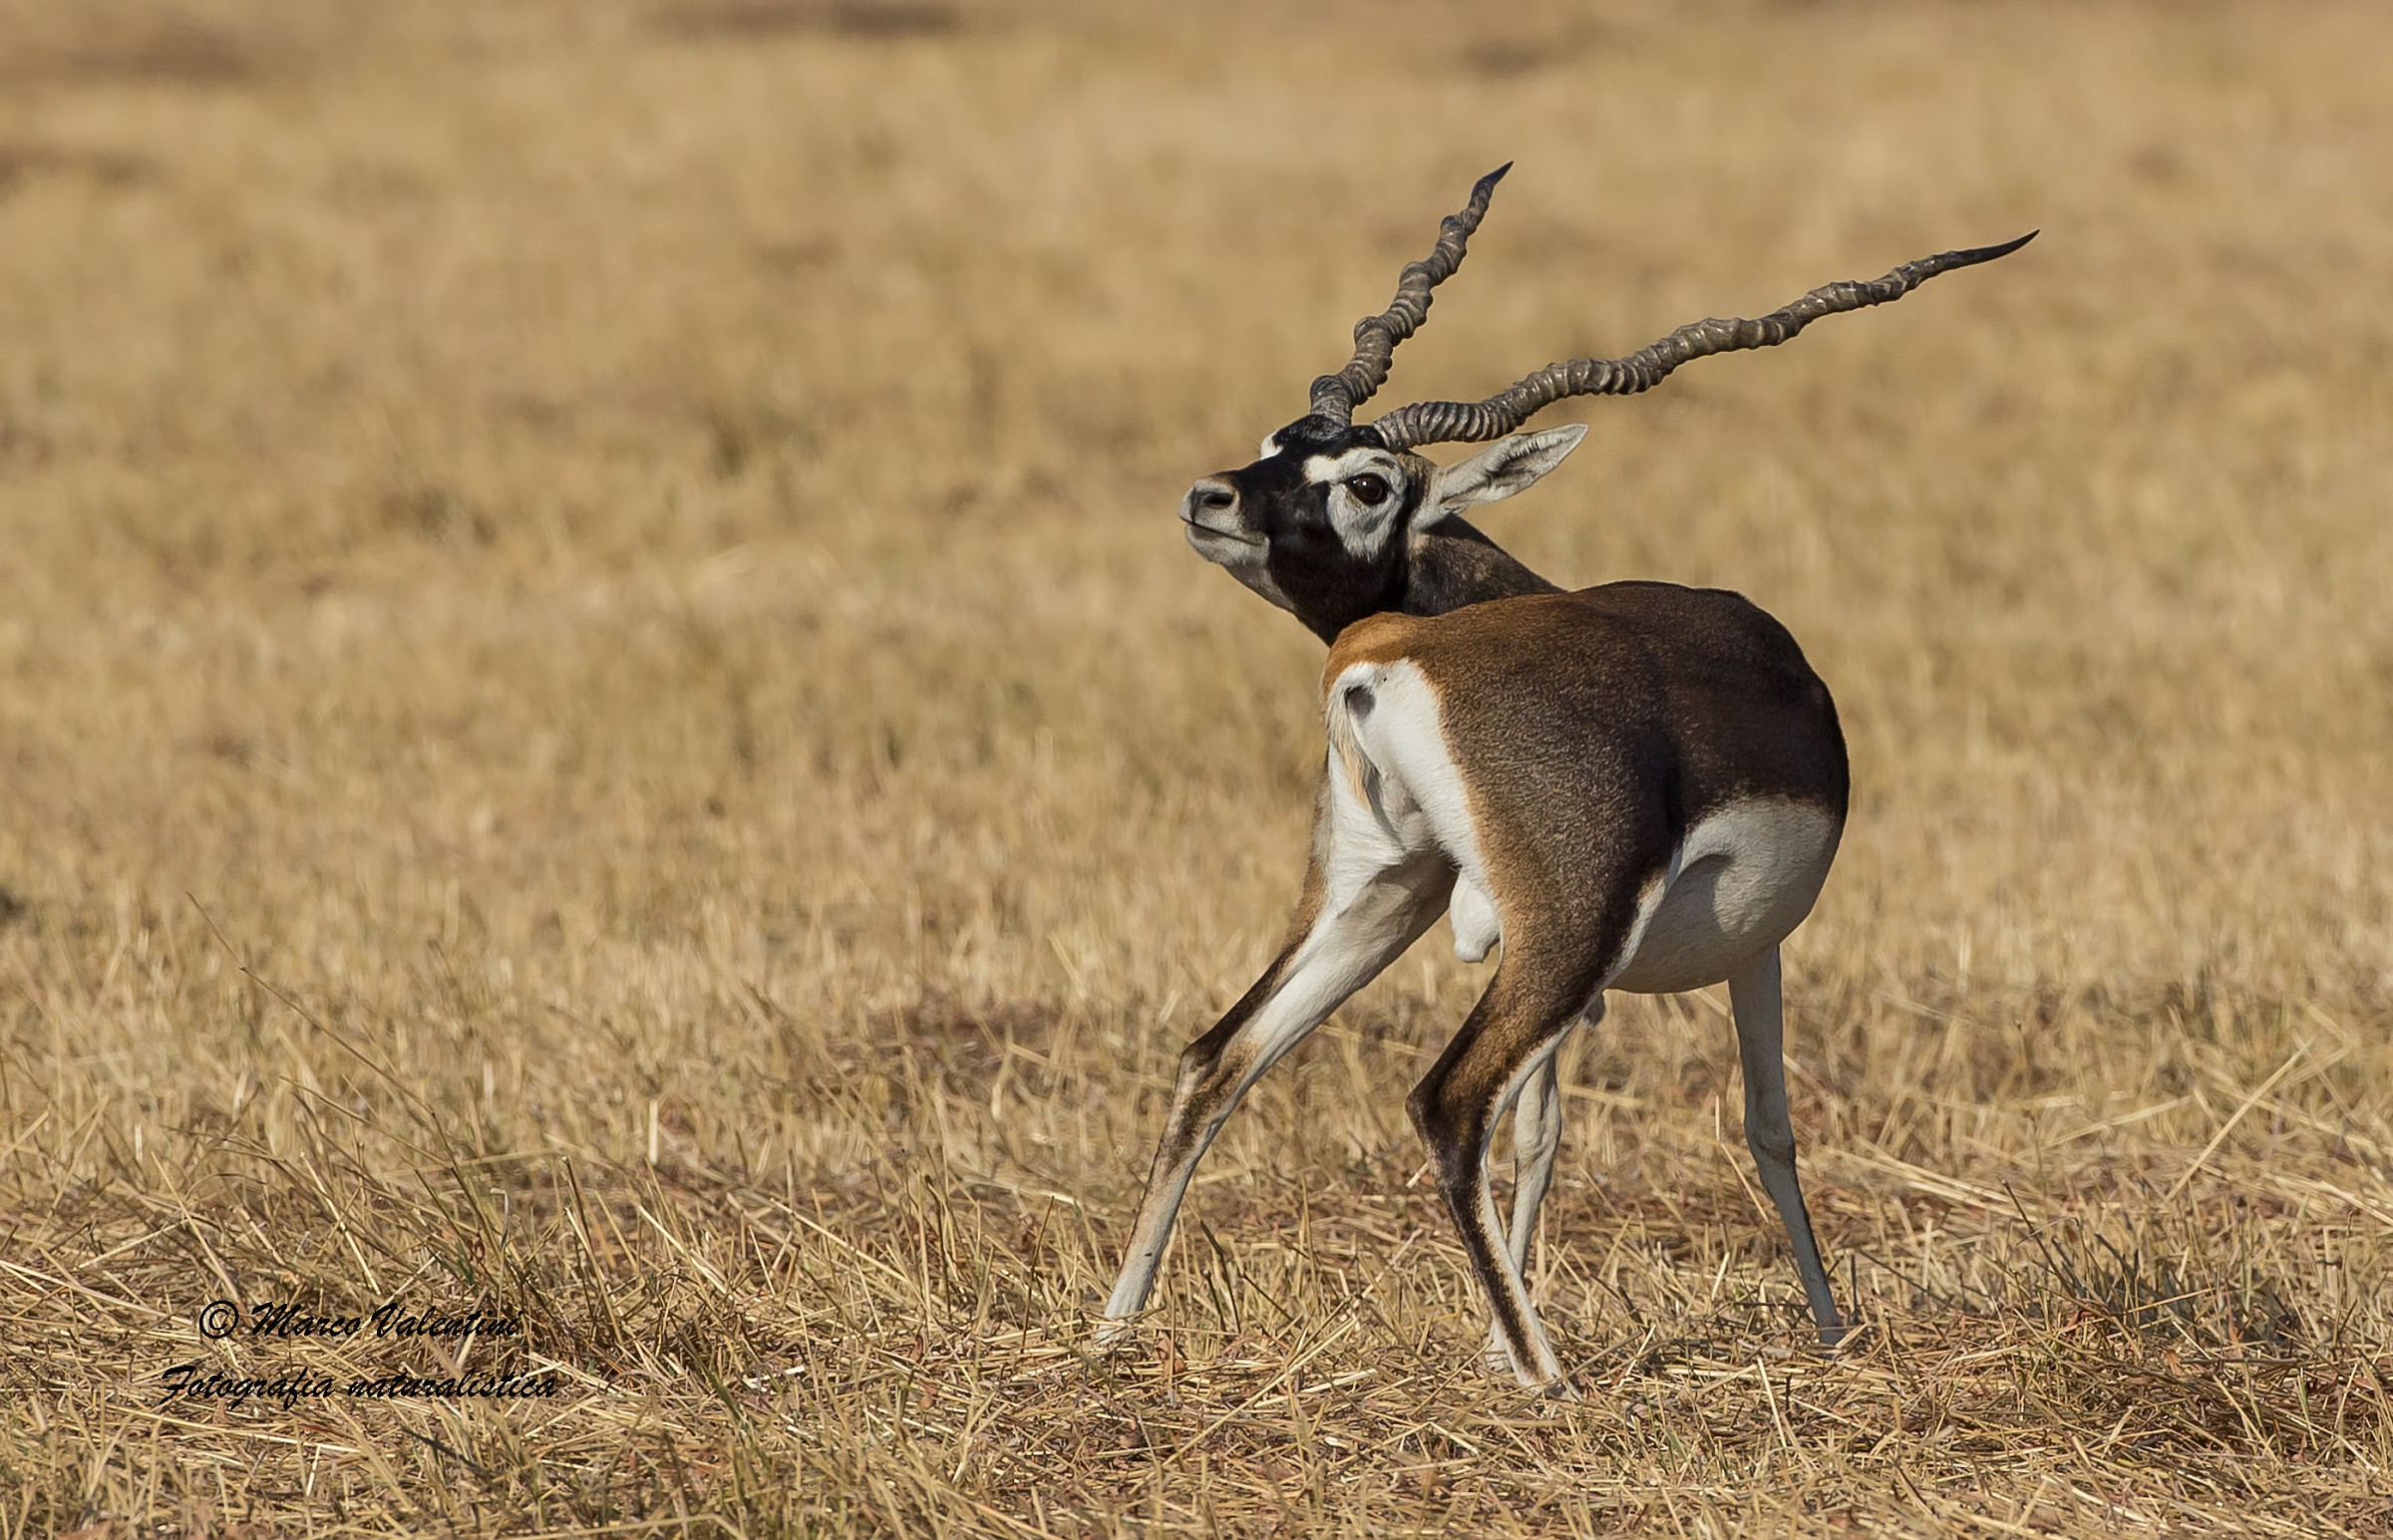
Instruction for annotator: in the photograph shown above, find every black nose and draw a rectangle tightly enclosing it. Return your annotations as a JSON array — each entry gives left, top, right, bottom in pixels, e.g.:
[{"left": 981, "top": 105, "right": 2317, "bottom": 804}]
[{"left": 1184, "top": 478, "right": 1237, "bottom": 520}]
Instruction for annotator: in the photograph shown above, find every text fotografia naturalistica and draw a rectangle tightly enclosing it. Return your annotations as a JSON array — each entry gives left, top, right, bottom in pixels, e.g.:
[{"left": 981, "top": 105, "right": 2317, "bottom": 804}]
[
  {"left": 159, "top": 1364, "right": 565, "bottom": 1408},
  {"left": 166, "top": 1297, "right": 565, "bottom": 1407}
]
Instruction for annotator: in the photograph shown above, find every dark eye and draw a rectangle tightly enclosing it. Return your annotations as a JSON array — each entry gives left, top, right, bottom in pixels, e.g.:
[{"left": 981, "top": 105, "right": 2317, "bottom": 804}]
[{"left": 1347, "top": 473, "right": 1390, "bottom": 507}]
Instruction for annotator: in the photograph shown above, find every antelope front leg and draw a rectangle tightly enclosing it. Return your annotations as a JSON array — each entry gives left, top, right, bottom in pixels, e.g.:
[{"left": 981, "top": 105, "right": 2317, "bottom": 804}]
[
  {"left": 1097, "top": 866, "right": 1445, "bottom": 1343},
  {"left": 1728, "top": 946, "right": 1844, "bottom": 1343}
]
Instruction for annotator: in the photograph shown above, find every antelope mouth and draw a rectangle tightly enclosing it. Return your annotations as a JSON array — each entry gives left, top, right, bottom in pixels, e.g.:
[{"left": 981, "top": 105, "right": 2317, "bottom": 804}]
[{"left": 1181, "top": 515, "right": 1262, "bottom": 549}]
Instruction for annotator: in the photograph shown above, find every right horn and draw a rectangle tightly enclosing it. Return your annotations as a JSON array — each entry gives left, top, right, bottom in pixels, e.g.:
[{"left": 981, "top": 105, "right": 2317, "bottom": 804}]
[
  {"left": 1308, "top": 163, "right": 1512, "bottom": 428},
  {"left": 1367, "top": 230, "right": 2038, "bottom": 451}
]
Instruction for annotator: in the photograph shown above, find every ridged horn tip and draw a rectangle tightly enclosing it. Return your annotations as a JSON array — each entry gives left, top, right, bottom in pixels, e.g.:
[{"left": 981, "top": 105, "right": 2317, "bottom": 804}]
[
  {"left": 1957, "top": 229, "right": 2039, "bottom": 265},
  {"left": 1307, "top": 163, "right": 1519, "bottom": 424}
]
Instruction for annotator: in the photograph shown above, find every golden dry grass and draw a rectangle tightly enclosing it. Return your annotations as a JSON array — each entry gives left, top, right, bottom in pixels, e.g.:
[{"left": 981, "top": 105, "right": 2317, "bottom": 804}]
[{"left": 5, "top": 0, "right": 2392, "bottom": 1533}]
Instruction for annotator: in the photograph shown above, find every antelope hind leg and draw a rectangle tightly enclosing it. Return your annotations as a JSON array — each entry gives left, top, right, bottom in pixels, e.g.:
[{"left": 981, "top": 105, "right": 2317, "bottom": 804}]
[
  {"left": 1097, "top": 863, "right": 1445, "bottom": 1343},
  {"left": 1412, "top": 963, "right": 1589, "bottom": 1392}
]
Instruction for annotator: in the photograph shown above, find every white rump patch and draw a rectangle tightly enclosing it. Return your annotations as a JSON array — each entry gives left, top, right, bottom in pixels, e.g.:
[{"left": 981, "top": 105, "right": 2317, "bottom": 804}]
[{"left": 1324, "top": 659, "right": 1497, "bottom": 962}]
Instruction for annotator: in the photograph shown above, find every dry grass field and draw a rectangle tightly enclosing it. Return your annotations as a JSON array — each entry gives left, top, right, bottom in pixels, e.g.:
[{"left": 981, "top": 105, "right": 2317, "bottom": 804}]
[{"left": 5, "top": 0, "right": 2392, "bottom": 1533}]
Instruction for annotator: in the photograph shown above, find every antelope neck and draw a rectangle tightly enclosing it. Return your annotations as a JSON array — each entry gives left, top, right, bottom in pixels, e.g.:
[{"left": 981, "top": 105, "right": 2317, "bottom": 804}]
[{"left": 1386, "top": 517, "right": 1561, "bottom": 628}]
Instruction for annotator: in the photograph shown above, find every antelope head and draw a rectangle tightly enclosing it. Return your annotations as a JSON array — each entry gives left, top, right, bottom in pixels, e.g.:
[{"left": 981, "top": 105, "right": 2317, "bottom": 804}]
[{"left": 1179, "top": 163, "right": 2035, "bottom": 641}]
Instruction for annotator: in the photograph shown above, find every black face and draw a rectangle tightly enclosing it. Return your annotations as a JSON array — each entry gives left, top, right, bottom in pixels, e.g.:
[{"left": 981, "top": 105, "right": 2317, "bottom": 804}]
[{"left": 1178, "top": 414, "right": 1431, "bottom": 642}]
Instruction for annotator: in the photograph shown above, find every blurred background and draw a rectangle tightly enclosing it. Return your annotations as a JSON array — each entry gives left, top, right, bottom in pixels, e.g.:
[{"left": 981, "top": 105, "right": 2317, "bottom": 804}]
[{"left": 4, "top": 1, "right": 2390, "bottom": 1532}]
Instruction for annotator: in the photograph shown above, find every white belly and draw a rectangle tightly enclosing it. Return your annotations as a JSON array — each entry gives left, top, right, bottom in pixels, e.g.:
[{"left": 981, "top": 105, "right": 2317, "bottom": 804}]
[{"left": 1607, "top": 798, "right": 1841, "bottom": 994}]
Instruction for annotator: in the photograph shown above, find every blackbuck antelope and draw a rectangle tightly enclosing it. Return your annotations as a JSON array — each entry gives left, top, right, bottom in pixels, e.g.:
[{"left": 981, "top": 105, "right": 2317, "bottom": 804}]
[{"left": 1099, "top": 164, "right": 2032, "bottom": 1391}]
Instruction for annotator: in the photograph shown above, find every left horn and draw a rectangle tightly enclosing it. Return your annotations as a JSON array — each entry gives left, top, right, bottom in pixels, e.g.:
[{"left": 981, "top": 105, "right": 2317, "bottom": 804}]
[
  {"left": 1367, "top": 230, "right": 2038, "bottom": 450},
  {"left": 1308, "top": 163, "right": 1512, "bottom": 427}
]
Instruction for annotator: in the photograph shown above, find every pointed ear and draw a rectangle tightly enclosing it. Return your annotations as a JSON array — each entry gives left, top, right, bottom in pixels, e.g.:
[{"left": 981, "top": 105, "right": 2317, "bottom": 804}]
[{"left": 1421, "top": 424, "right": 1587, "bottom": 527}]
